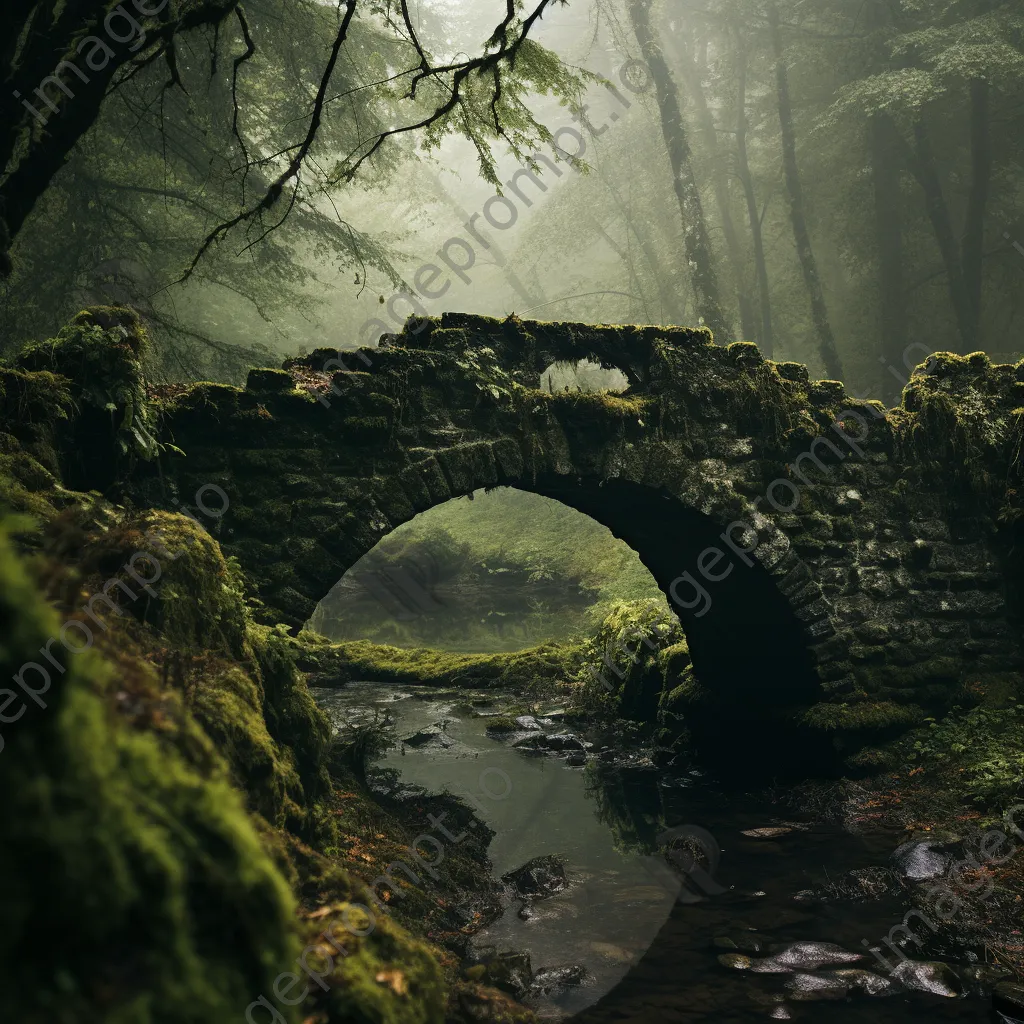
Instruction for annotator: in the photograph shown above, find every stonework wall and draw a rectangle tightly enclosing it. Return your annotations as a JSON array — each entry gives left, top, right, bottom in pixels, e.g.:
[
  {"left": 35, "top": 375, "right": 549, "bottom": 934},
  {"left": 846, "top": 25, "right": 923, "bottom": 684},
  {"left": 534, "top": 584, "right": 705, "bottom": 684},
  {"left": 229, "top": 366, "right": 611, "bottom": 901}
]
[{"left": 129, "top": 312, "right": 1024, "bottom": 760}]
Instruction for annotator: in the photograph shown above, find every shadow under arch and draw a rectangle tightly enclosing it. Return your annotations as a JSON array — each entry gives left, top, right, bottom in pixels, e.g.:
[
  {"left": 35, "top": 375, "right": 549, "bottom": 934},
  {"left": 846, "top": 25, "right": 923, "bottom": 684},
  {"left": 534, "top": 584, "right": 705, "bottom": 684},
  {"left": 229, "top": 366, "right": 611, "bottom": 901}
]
[{"left": 524, "top": 475, "right": 832, "bottom": 778}]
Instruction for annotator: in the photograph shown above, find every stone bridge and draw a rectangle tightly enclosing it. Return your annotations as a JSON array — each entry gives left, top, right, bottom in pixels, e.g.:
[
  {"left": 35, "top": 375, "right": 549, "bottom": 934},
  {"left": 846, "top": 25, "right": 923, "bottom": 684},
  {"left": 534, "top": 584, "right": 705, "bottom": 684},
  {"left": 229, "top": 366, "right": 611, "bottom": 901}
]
[
  {"left": 114, "top": 311, "right": 1022, "bottom": 772},
  {"left": 5, "top": 307, "right": 1011, "bottom": 771}
]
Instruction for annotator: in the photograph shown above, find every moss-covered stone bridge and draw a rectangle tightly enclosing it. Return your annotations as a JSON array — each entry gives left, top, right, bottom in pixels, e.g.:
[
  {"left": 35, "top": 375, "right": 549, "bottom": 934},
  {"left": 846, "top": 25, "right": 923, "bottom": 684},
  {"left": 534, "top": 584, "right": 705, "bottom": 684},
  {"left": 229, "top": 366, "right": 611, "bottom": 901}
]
[{"left": 7, "top": 308, "right": 1024, "bottom": 770}]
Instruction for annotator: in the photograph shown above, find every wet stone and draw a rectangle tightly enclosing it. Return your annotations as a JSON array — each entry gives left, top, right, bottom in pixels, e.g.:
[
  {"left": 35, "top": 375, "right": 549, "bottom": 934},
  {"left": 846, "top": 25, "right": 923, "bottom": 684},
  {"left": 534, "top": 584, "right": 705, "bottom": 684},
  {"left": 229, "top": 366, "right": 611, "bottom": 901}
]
[
  {"left": 994, "top": 980, "right": 1024, "bottom": 1020},
  {"left": 545, "top": 733, "right": 586, "bottom": 751},
  {"left": 529, "top": 964, "right": 587, "bottom": 993},
  {"left": 402, "top": 726, "right": 452, "bottom": 748},
  {"left": 514, "top": 715, "right": 542, "bottom": 730},
  {"left": 832, "top": 967, "right": 903, "bottom": 996},
  {"left": 485, "top": 950, "right": 532, "bottom": 997},
  {"left": 502, "top": 855, "right": 567, "bottom": 900},
  {"left": 784, "top": 971, "right": 851, "bottom": 1000},
  {"left": 892, "top": 838, "right": 962, "bottom": 881},
  {"left": 891, "top": 960, "right": 962, "bottom": 997},
  {"left": 765, "top": 941, "right": 864, "bottom": 970}
]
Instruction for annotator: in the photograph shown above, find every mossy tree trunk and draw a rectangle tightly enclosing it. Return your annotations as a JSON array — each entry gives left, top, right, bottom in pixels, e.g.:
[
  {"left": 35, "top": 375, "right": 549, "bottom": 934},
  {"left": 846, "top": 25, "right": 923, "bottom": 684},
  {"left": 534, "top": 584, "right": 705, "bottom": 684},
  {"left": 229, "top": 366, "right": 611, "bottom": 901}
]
[
  {"left": 768, "top": 2, "right": 843, "bottom": 379},
  {"left": 627, "top": 0, "right": 732, "bottom": 343}
]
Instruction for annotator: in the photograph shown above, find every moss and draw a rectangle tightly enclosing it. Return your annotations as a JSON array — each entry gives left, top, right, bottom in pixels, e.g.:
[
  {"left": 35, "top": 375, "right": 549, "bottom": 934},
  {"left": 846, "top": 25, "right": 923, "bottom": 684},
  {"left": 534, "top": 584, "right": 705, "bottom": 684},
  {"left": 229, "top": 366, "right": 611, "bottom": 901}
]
[
  {"left": 854, "top": 656, "right": 962, "bottom": 691},
  {"left": 892, "top": 350, "right": 1023, "bottom": 507},
  {"left": 189, "top": 657, "right": 306, "bottom": 829},
  {"left": 252, "top": 627, "right": 330, "bottom": 768},
  {"left": 82, "top": 510, "right": 249, "bottom": 659},
  {"left": 0, "top": 524, "right": 302, "bottom": 1024},
  {"left": 485, "top": 716, "right": 518, "bottom": 733},
  {"left": 657, "top": 640, "right": 692, "bottom": 679},
  {"left": 809, "top": 380, "right": 846, "bottom": 405},
  {"left": 802, "top": 700, "right": 926, "bottom": 731},
  {"left": 293, "top": 632, "right": 579, "bottom": 693},
  {"left": 726, "top": 341, "right": 765, "bottom": 368},
  {"left": 247, "top": 368, "right": 296, "bottom": 392},
  {"left": 15, "top": 305, "right": 162, "bottom": 464},
  {"left": 547, "top": 389, "right": 651, "bottom": 419}
]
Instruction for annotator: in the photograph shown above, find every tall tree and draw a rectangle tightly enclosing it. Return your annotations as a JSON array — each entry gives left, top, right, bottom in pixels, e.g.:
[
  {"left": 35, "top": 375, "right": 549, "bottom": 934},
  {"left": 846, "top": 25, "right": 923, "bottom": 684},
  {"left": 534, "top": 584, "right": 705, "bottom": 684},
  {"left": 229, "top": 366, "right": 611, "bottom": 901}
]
[
  {"left": 626, "top": 0, "right": 731, "bottom": 342},
  {"left": 767, "top": 1, "right": 842, "bottom": 379},
  {"left": 664, "top": 24, "right": 757, "bottom": 341},
  {"left": 733, "top": 23, "right": 774, "bottom": 356},
  {"left": 871, "top": 113, "right": 908, "bottom": 403}
]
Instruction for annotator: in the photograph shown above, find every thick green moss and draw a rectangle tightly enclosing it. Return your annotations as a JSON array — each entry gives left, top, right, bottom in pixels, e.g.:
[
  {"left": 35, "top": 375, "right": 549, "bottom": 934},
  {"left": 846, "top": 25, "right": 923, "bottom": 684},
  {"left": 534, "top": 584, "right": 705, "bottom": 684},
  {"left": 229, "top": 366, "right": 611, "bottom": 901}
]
[
  {"left": 0, "top": 524, "right": 302, "bottom": 1024},
  {"left": 294, "top": 631, "right": 579, "bottom": 693},
  {"left": 16, "top": 306, "right": 162, "bottom": 463},
  {"left": 892, "top": 351, "right": 1024, "bottom": 504},
  {"left": 802, "top": 700, "right": 926, "bottom": 731},
  {"left": 83, "top": 510, "right": 249, "bottom": 658}
]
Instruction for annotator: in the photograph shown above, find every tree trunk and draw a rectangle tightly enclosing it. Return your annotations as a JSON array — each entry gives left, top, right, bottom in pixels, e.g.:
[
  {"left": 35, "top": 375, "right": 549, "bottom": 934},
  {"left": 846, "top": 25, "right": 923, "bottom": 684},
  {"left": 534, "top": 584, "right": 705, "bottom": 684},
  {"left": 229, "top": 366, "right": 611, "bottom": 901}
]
[
  {"left": 669, "top": 28, "right": 757, "bottom": 341},
  {"left": 627, "top": 0, "right": 731, "bottom": 343},
  {"left": 906, "top": 120, "right": 977, "bottom": 353},
  {"left": 735, "top": 29, "right": 774, "bottom": 357},
  {"left": 768, "top": 3, "right": 842, "bottom": 379},
  {"left": 870, "top": 113, "right": 908, "bottom": 404},
  {"left": 961, "top": 77, "right": 991, "bottom": 350}
]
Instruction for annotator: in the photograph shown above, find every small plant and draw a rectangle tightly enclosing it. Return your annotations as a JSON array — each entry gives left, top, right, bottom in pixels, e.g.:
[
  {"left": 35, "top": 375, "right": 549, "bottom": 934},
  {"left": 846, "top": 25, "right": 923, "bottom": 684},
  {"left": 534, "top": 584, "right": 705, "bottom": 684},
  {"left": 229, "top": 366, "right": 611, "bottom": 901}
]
[
  {"left": 901, "top": 704, "right": 1024, "bottom": 807},
  {"left": 327, "top": 712, "right": 394, "bottom": 784}
]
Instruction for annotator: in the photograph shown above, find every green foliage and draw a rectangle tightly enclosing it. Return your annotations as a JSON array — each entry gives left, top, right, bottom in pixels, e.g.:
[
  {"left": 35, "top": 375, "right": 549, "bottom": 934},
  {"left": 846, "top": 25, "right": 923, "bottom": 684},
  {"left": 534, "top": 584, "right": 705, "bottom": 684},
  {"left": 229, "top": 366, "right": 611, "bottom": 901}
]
[
  {"left": 310, "top": 487, "right": 666, "bottom": 651},
  {"left": 295, "top": 632, "right": 581, "bottom": 695},
  {"left": 485, "top": 715, "right": 519, "bottom": 733},
  {"left": 901, "top": 704, "right": 1024, "bottom": 806},
  {"left": 801, "top": 700, "right": 925, "bottom": 732},
  {"left": 575, "top": 599, "right": 685, "bottom": 729}
]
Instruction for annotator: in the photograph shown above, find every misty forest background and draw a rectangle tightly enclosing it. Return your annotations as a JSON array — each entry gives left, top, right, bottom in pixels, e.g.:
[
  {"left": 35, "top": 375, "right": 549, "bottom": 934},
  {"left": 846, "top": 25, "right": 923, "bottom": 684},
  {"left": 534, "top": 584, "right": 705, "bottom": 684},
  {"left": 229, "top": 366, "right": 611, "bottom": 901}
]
[{"left": 4, "top": 0, "right": 1022, "bottom": 651}]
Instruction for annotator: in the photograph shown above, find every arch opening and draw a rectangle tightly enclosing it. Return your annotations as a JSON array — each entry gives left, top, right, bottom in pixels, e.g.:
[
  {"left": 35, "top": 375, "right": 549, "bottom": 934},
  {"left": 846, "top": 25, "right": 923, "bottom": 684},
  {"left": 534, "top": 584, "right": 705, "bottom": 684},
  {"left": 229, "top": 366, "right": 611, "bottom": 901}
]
[
  {"left": 308, "top": 483, "right": 832, "bottom": 779},
  {"left": 308, "top": 487, "right": 662, "bottom": 652}
]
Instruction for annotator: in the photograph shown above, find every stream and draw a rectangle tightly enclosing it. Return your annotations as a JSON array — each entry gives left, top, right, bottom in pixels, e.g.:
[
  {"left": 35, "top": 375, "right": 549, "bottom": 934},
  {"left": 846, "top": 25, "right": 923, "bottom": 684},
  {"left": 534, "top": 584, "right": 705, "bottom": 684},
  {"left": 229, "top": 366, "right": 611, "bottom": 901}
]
[{"left": 312, "top": 683, "right": 997, "bottom": 1022}]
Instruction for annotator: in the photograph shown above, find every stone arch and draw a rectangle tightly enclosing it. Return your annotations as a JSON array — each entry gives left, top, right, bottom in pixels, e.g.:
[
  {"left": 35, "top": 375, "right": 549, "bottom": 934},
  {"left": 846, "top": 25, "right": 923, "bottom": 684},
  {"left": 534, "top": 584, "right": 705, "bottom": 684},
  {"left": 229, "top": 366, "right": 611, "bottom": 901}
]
[{"left": 298, "top": 447, "right": 844, "bottom": 774}]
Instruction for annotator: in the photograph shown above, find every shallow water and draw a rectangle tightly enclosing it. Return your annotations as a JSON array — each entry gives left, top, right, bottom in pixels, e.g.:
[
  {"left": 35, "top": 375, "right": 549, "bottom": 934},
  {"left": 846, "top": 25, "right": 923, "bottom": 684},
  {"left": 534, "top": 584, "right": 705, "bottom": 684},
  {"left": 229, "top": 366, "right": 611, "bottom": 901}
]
[{"left": 312, "top": 684, "right": 994, "bottom": 1022}]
